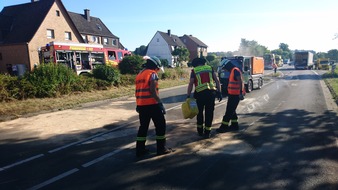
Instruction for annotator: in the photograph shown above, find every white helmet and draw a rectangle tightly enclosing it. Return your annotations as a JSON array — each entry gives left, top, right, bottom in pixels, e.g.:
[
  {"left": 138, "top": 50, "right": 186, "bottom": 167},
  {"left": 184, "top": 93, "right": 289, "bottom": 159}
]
[{"left": 143, "top": 56, "right": 164, "bottom": 72}]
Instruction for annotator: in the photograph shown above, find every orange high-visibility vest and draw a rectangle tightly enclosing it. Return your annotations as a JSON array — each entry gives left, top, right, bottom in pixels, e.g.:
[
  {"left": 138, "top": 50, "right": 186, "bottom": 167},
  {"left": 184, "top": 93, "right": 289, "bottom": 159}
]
[
  {"left": 135, "top": 69, "right": 158, "bottom": 106},
  {"left": 228, "top": 67, "right": 241, "bottom": 95},
  {"left": 193, "top": 65, "right": 216, "bottom": 92}
]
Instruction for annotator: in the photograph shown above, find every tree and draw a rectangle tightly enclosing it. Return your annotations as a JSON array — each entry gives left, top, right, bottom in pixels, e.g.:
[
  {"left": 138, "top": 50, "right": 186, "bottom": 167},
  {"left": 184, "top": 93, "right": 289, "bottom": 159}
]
[
  {"left": 118, "top": 55, "right": 144, "bottom": 74},
  {"left": 271, "top": 49, "right": 283, "bottom": 56},
  {"left": 327, "top": 49, "right": 338, "bottom": 61},
  {"left": 133, "top": 45, "right": 147, "bottom": 56},
  {"left": 206, "top": 54, "right": 217, "bottom": 62},
  {"left": 315, "top": 52, "right": 327, "bottom": 59},
  {"left": 279, "top": 43, "right": 290, "bottom": 52},
  {"left": 172, "top": 47, "right": 190, "bottom": 67},
  {"left": 272, "top": 43, "right": 293, "bottom": 60},
  {"left": 238, "top": 38, "right": 268, "bottom": 56}
]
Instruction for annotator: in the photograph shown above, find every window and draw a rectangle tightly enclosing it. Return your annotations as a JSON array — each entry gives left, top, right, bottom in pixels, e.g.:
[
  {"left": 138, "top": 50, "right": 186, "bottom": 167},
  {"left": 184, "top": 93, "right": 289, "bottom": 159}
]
[
  {"left": 81, "top": 35, "right": 87, "bottom": 43},
  {"left": 91, "top": 36, "right": 98, "bottom": 43},
  {"left": 47, "top": 29, "right": 54, "bottom": 39},
  {"left": 117, "top": 52, "right": 123, "bottom": 60},
  {"left": 108, "top": 51, "right": 116, "bottom": 60},
  {"left": 56, "top": 10, "right": 60, "bottom": 16},
  {"left": 112, "top": 39, "right": 117, "bottom": 46},
  {"left": 65, "top": 32, "right": 72, "bottom": 40},
  {"left": 103, "top": 38, "right": 108, "bottom": 45},
  {"left": 0, "top": 53, "right": 2, "bottom": 60},
  {"left": 96, "top": 24, "right": 102, "bottom": 31}
]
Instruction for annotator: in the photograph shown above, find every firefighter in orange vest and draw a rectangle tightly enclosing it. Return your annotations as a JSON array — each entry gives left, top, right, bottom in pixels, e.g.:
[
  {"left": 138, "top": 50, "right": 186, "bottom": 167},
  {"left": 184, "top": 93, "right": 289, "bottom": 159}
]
[
  {"left": 187, "top": 57, "right": 222, "bottom": 138},
  {"left": 135, "top": 56, "right": 172, "bottom": 157},
  {"left": 216, "top": 59, "right": 245, "bottom": 133}
]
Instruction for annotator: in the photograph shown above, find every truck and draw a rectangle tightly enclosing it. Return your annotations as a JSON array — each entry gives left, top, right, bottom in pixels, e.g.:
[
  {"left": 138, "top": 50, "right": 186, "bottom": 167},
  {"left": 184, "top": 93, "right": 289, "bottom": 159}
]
[
  {"left": 294, "top": 51, "right": 314, "bottom": 70},
  {"left": 275, "top": 55, "right": 283, "bottom": 67},
  {"left": 218, "top": 56, "right": 264, "bottom": 96},
  {"left": 41, "top": 42, "right": 131, "bottom": 75},
  {"left": 316, "top": 58, "right": 330, "bottom": 70},
  {"left": 263, "top": 53, "right": 275, "bottom": 69}
]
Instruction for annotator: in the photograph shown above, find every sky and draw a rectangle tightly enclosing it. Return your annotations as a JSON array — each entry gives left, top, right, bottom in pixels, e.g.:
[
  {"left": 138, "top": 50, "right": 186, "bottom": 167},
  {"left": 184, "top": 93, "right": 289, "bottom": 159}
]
[{"left": 1, "top": 0, "right": 338, "bottom": 53}]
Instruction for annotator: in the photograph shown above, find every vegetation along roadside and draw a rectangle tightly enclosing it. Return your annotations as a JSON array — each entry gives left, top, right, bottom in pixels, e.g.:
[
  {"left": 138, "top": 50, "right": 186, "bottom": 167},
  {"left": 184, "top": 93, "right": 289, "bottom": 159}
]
[{"left": 0, "top": 56, "right": 190, "bottom": 122}]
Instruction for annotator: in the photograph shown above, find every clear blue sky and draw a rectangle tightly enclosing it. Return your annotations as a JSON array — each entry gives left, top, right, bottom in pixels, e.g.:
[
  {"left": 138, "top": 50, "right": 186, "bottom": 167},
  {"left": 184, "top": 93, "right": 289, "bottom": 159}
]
[{"left": 1, "top": 0, "right": 338, "bottom": 53}]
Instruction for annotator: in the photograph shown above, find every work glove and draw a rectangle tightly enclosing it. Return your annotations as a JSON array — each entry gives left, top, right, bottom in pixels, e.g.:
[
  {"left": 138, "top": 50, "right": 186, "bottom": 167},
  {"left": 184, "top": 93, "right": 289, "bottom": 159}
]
[
  {"left": 158, "top": 103, "right": 166, "bottom": 114},
  {"left": 136, "top": 106, "right": 140, "bottom": 113},
  {"left": 216, "top": 91, "right": 222, "bottom": 102},
  {"left": 239, "top": 93, "right": 245, "bottom": 101}
]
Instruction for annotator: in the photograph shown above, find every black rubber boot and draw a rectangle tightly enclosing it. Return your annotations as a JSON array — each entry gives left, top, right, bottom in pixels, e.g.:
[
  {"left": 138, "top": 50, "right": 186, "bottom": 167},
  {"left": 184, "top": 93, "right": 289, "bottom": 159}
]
[
  {"left": 229, "top": 122, "right": 239, "bottom": 131},
  {"left": 136, "top": 141, "right": 149, "bottom": 157},
  {"left": 156, "top": 139, "right": 172, "bottom": 156},
  {"left": 197, "top": 126, "right": 203, "bottom": 136},
  {"left": 203, "top": 129, "right": 211, "bottom": 138},
  {"left": 216, "top": 124, "right": 229, "bottom": 133}
]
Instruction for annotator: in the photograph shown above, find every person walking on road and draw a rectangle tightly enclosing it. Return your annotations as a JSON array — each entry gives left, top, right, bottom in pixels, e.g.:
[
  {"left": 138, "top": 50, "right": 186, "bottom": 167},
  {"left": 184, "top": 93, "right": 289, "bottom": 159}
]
[
  {"left": 216, "top": 59, "right": 245, "bottom": 133},
  {"left": 187, "top": 57, "right": 222, "bottom": 138},
  {"left": 135, "top": 56, "right": 172, "bottom": 157},
  {"left": 272, "top": 60, "right": 278, "bottom": 74}
]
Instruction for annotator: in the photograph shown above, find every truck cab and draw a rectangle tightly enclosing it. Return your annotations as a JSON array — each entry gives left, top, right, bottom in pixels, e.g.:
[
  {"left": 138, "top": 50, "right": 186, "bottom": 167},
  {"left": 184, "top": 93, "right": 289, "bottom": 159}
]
[
  {"left": 316, "top": 58, "right": 330, "bottom": 70},
  {"left": 218, "top": 56, "right": 264, "bottom": 96}
]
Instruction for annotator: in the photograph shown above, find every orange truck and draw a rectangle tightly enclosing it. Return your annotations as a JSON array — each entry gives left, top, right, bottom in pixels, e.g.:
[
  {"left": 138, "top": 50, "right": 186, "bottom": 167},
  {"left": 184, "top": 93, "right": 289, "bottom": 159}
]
[{"left": 218, "top": 56, "right": 264, "bottom": 94}]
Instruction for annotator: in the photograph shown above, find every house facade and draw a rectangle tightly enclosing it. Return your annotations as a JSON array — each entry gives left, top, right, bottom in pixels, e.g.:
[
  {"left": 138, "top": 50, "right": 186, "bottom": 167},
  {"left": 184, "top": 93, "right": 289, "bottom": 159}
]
[
  {"left": 146, "top": 30, "right": 186, "bottom": 67},
  {"left": 68, "top": 9, "right": 124, "bottom": 50},
  {"left": 146, "top": 30, "right": 208, "bottom": 67},
  {"left": 0, "top": 0, "right": 125, "bottom": 75},
  {"left": 0, "top": 0, "right": 83, "bottom": 74},
  {"left": 180, "top": 34, "right": 208, "bottom": 61}
]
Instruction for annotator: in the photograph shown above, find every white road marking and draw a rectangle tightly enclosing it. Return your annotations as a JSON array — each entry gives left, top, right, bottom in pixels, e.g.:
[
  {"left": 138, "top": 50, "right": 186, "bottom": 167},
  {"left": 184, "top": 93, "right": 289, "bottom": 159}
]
[
  {"left": 0, "top": 154, "right": 44, "bottom": 172},
  {"left": 82, "top": 142, "right": 134, "bottom": 168},
  {"left": 27, "top": 168, "right": 79, "bottom": 190}
]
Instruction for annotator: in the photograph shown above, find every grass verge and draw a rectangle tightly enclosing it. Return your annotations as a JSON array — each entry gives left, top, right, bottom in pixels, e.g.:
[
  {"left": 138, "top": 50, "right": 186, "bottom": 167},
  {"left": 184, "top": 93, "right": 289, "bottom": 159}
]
[{"left": 0, "top": 78, "right": 189, "bottom": 122}]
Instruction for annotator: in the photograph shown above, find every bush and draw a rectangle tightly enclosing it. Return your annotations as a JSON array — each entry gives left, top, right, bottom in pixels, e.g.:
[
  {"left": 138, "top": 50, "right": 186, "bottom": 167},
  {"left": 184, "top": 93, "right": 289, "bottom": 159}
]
[
  {"left": 92, "top": 65, "right": 120, "bottom": 86},
  {"left": 120, "top": 74, "right": 136, "bottom": 86},
  {"left": 70, "top": 75, "right": 96, "bottom": 92},
  {"left": 10, "top": 77, "right": 37, "bottom": 100},
  {"left": 25, "top": 63, "right": 78, "bottom": 98},
  {"left": 119, "top": 55, "right": 144, "bottom": 74},
  {"left": 160, "top": 59, "right": 169, "bottom": 67},
  {"left": 0, "top": 74, "right": 16, "bottom": 101}
]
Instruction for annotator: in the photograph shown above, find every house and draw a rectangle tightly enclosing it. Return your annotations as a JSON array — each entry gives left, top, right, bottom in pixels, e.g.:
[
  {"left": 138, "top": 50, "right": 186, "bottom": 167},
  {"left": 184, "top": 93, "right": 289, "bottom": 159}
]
[
  {"left": 0, "top": 0, "right": 125, "bottom": 75},
  {"left": 68, "top": 9, "right": 124, "bottom": 49},
  {"left": 146, "top": 30, "right": 186, "bottom": 67},
  {"left": 180, "top": 34, "right": 208, "bottom": 62},
  {"left": 146, "top": 30, "right": 208, "bottom": 67}
]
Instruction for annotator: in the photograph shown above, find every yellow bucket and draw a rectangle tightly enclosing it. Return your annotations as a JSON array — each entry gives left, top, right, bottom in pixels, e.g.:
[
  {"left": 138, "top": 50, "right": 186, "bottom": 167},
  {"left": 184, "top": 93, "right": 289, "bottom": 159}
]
[{"left": 181, "top": 98, "right": 199, "bottom": 119}]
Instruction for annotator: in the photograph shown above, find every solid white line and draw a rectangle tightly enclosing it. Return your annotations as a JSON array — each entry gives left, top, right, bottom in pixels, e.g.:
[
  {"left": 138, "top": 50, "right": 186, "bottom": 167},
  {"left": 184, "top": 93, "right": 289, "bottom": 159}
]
[
  {"left": 82, "top": 142, "right": 134, "bottom": 168},
  {"left": 0, "top": 154, "right": 44, "bottom": 172},
  {"left": 27, "top": 168, "right": 79, "bottom": 190}
]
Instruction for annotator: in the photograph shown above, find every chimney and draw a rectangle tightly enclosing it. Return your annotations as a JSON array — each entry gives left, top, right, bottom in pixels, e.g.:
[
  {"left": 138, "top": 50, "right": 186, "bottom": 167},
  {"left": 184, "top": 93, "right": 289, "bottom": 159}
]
[
  {"left": 167, "top": 29, "right": 171, "bottom": 37},
  {"left": 84, "top": 9, "right": 90, "bottom": 22}
]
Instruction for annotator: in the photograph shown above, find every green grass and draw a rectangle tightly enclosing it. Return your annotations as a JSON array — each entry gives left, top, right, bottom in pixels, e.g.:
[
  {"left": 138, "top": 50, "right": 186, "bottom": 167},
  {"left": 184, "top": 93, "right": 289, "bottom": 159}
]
[{"left": 323, "top": 68, "right": 338, "bottom": 103}]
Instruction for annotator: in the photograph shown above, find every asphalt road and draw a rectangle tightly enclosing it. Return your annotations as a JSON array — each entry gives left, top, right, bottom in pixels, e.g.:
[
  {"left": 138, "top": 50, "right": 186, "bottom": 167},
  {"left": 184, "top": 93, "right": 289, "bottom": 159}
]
[{"left": 0, "top": 65, "right": 337, "bottom": 190}]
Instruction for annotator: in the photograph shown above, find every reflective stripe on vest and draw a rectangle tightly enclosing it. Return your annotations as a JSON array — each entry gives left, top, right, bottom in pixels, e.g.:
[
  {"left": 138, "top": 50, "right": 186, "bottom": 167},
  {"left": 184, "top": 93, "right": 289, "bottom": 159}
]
[
  {"left": 193, "top": 65, "right": 216, "bottom": 92},
  {"left": 228, "top": 67, "right": 241, "bottom": 95},
  {"left": 135, "top": 69, "right": 158, "bottom": 106}
]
